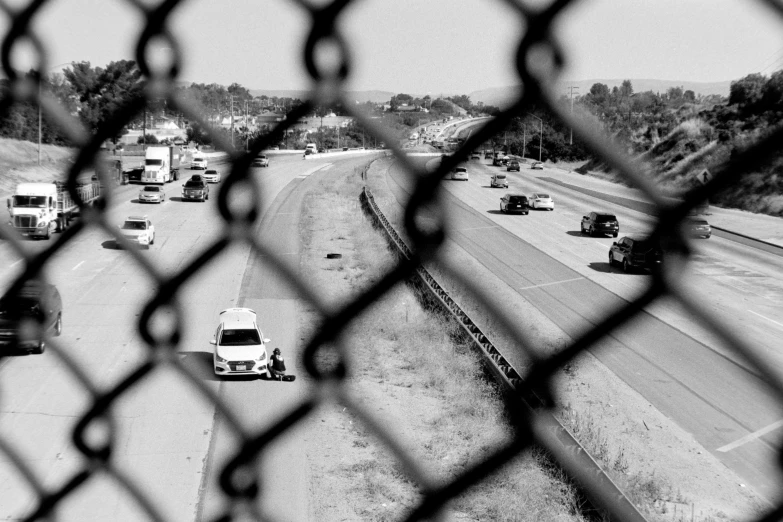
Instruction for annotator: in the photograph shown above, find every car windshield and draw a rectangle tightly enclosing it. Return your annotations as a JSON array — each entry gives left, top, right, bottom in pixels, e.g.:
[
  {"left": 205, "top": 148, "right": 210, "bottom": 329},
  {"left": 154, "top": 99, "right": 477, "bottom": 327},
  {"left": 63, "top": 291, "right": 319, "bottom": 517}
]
[
  {"left": 143, "top": 187, "right": 160, "bottom": 192},
  {"left": 122, "top": 221, "right": 147, "bottom": 230},
  {"left": 495, "top": 174, "right": 506, "bottom": 178},
  {"left": 205, "top": 170, "right": 216, "bottom": 174},
  {"left": 509, "top": 196, "right": 527, "bottom": 203},
  {"left": 688, "top": 219, "right": 709, "bottom": 225},
  {"left": 536, "top": 194, "right": 550, "bottom": 199},
  {"left": 455, "top": 168, "right": 467, "bottom": 173},
  {"left": 633, "top": 241, "right": 658, "bottom": 252},
  {"left": 220, "top": 328, "right": 261, "bottom": 346},
  {"left": 0, "top": 297, "right": 41, "bottom": 318},
  {"left": 145, "top": 159, "right": 163, "bottom": 166},
  {"left": 595, "top": 215, "right": 617, "bottom": 222},
  {"left": 12, "top": 195, "right": 48, "bottom": 208},
  {"left": 193, "top": 158, "right": 204, "bottom": 162},
  {"left": 184, "top": 181, "right": 203, "bottom": 188}
]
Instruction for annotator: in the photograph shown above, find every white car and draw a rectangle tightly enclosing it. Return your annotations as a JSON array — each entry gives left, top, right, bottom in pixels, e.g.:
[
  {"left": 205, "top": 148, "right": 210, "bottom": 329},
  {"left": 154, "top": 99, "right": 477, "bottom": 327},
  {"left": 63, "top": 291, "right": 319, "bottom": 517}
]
[
  {"left": 119, "top": 215, "right": 154, "bottom": 248},
  {"left": 211, "top": 308, "right": 271, "bottom": 377},
  {"left": 138, "top": 185, "right": 165, "bottom": 203},
  {"left": 252, "top": 155, "right": 270, "bottom": 167},
  {"left": 451, "top": 167, "right": 469, "bottom": 181},
  {"left": 202, "top": 169, "right": 221, "bottom": 183},
  {"left": 529, "top": 193, "right": 554, "bottom": 210},
  {"left": 192, "top": 157, "right": 208, "bottom": 170}
]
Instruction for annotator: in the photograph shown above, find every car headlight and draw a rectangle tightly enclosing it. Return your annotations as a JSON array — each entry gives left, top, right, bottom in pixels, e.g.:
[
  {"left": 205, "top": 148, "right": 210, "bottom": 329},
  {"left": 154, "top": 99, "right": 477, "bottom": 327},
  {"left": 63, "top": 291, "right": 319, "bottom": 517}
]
[
  {"left": 215, "top": 354, "right": 227, "bottom": 363},
  {"left": 255, "top": 354, "right": 267, "bottom": 362},
  {"left": 37, "top": 221, "right": 47, "bottom": 228}
]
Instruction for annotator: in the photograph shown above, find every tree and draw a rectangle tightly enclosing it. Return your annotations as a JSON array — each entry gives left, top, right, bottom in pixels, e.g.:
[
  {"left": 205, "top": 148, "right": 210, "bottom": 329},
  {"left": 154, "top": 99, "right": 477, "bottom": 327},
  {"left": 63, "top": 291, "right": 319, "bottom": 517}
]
[
  {"left": 729, "top": 73, "right": 766, "bottom": 109},
  {"left": 619, "top": 79, "right": 634, "bottom": 98},
  {"left": 137, "top": 133, "right": 158, "bottom": 144}
]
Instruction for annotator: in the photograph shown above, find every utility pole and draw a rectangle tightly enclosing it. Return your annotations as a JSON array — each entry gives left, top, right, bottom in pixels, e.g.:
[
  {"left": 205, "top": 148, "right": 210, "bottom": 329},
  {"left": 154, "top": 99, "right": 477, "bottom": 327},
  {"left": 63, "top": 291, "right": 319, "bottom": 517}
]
[
  {"left": 230, "top": 96, "right": 235, "bottom": 148},
  {"left": 245, "top": 100, "right": 249, "bottom": 152},
  {"left": 567, "top": 85, "right": 579, "bottom": 145},
  {"left": 522, "top": 125, "right": 526, "bottom": 159}
]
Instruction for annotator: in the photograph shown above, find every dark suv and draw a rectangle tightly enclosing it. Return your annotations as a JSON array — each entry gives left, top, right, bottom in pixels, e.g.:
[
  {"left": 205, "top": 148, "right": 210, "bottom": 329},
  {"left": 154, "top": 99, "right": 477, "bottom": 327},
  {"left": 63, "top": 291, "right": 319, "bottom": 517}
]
[
  {"left": 609, "top": 237, "right": 663, "bottom": 273},
  {"left": 0, "top": 281, "right": 62, "bottom": 354},
  {"left": 182, "top": 179, "right": 209, "bottom": 201},
  {"left": 500, "top": 194, "right": 529, "bottom": 214},
  {"left": 581, "top": 212, "right": 619, "bottom": 237}
]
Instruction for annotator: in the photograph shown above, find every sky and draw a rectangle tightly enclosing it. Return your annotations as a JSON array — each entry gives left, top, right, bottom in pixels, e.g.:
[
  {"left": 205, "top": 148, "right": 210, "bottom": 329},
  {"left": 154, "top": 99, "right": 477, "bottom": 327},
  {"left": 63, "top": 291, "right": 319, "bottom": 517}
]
[{"left": 3, "top": 0, "right": 782, "bottom": 95}]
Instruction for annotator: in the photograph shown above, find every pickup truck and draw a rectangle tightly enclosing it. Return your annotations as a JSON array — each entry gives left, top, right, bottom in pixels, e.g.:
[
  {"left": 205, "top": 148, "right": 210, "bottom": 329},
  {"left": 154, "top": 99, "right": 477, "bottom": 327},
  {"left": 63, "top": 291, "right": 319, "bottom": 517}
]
[{"left": 181, "top": 179, "right": 209, "bottom": 202}]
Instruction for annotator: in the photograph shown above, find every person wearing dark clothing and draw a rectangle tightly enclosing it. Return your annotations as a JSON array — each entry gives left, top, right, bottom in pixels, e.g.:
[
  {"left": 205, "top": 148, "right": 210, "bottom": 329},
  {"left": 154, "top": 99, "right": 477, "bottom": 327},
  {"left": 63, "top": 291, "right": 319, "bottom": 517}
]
[{"left": 269, "top": 348, "right": 287, "bottom": 380}]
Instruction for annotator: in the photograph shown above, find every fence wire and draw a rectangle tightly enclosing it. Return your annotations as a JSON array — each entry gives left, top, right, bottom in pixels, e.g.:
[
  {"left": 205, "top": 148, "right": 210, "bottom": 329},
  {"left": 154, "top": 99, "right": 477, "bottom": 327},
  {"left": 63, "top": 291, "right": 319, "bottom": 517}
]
[{"left": 0, "top": 0, "right": 781, "bottom": 521}]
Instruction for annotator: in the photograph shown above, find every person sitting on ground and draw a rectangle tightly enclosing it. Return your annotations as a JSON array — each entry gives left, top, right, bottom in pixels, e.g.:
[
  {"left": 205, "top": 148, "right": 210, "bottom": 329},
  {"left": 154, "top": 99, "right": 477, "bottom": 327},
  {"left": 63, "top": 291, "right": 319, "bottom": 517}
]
[{"left": 269, "top": 348, "right": 287, "bottom": 380}]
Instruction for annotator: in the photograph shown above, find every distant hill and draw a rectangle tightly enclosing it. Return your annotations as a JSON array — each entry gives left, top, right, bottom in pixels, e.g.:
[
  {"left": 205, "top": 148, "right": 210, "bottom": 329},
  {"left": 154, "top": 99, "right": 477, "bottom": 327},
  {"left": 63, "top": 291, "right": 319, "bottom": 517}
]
[
  {"left": 469, "top": 79, "right": 732, "bottom": 108},
  {"left": 249, "top": 89, "right": 396, "bottom": 104}
]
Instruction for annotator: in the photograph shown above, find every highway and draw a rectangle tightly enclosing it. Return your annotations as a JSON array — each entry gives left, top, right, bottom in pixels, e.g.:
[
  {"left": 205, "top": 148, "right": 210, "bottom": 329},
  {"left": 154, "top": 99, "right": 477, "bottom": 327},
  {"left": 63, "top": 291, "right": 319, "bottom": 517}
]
[
  {"left": 0, "top": 153, "right": 378, "bottom": 520},
  {"left": 383, "top": 156, "right": 783, "bottom": 501}
]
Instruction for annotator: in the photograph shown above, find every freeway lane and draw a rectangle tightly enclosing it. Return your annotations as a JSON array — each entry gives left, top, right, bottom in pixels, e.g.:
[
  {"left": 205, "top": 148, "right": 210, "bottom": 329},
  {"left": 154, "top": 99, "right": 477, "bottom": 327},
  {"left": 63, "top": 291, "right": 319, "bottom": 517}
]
[
  {"left": 384, "top": 157, "right": 783, "bottom": 501},
  {"left": 0, "top": 153, "right": 344, "bottom": 520}
]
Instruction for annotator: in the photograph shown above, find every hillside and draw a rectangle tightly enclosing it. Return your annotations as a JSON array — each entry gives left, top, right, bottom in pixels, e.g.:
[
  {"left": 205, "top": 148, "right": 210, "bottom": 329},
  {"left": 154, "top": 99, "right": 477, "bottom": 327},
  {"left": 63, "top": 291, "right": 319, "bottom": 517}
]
[
  {"left": 0, "top": 138, "right": 74, "bottom": 196},
  {"left": 249, "top": 89, "right": 396, "bottom": 104}
]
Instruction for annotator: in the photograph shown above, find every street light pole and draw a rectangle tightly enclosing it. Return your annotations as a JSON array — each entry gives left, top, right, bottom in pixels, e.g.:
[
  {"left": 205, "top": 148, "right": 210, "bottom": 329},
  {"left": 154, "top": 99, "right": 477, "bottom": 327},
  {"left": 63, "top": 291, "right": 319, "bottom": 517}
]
[{"left": 527, "top": 113, "right": 543, "bottom": 162}]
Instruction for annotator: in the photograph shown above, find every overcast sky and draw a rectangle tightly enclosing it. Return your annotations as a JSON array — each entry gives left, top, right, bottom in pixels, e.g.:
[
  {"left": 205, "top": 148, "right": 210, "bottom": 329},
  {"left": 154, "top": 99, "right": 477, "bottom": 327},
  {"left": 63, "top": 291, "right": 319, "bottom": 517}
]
[{"left": 5, "top": 0, "right": 783, "bottom": 95}]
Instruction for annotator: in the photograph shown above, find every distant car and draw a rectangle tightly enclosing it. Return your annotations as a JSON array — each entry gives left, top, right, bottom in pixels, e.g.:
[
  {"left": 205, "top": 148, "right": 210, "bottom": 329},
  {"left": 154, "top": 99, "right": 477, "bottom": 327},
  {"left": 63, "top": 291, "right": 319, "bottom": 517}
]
[
  {"left": 202, "top": 169, "right": 221, "bottom": 183},
  {"left": 682, "top": 218, "right": 711, "bottom": 238},
  {"left": 529, "top": 193, "right": 554, "bottom": 211},
  {"left": 125, "top": 167, "right": 143, "bottom": 184},
  {"left": 609, "top": 237, "right": 663, "bottom": 273},
  {"left": 507, "top": 160, "right": 520, "bottom": 172},
  {"left": 490, "top": 173, "right": 508, "bottom": 188},
  {"left": 192, "top": 157, "right": 208, "bottom": 170},
  {"left": 342, "top": 147, "right": 349, "bottom": 151},
  {"left": 470, "top": 151, "right": 481, "bottom": 160},
  {"left": 530, "top": 161, "right": 544, "bottom": 170},
  {"left": 182, "top": 179, "right": 209, "bottom": 202},
  {"left": 139, "top": 185, "right": 165, "bottom": 203},
  {"left": 581, "top": 212, "right": 619, "bottom": 237},
  {"left": 0, "top": 280, "right": 62, "bottom": 354},
  {"left": 484, "top": 151, "right": 493, "bottom": 159},
  {"left": 451, "top": 167, "right": 469, "bottom": 181},
  {"left": 318, "top": 148, "right": 326, "bottom": 153},
  {"left": 119, "top": 215, "right": 155, "bottom": 249},
  {"left": 253, "top": 154, "right": 270, "bottom": 167},
  {"left": 500, "top": 194, "right": 529, "bottom": 214},
  {"left": 211, "top": 308, "right": 271, "bottom": 378}
]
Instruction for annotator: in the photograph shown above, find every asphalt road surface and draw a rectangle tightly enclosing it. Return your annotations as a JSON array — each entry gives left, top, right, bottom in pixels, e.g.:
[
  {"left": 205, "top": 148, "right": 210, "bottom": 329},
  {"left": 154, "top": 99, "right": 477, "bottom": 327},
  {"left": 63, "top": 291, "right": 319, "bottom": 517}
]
[{"left": 384, "top": 156, "right": 783, "bottom": 502}]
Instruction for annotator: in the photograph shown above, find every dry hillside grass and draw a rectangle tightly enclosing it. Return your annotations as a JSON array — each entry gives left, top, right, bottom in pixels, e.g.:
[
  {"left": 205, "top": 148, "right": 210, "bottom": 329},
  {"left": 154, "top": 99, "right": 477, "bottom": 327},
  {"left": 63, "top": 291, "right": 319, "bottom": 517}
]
[{"left": 0, "top": 138, "right": 75, "bottom": 195}]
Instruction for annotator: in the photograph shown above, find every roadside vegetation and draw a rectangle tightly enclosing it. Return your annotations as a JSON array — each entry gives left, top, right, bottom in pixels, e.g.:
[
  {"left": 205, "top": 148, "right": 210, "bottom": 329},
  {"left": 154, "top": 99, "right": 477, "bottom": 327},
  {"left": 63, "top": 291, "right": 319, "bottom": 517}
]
[{"left": 298, "top": 159, "right": 588, "bottom": 521}]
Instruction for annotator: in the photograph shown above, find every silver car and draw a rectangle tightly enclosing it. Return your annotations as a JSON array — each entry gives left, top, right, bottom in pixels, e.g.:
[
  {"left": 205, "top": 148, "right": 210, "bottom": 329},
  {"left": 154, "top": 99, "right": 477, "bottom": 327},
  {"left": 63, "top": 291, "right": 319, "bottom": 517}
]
[{"left": 139, "top": 185, "right": 165, "bottom": 203}]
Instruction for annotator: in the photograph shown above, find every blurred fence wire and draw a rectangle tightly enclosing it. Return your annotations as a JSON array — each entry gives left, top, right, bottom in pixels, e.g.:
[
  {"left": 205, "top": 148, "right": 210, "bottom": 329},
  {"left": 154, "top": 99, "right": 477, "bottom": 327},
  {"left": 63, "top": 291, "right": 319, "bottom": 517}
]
[{"left": 1, "top": 0, "right": 783, "bottom": 521}]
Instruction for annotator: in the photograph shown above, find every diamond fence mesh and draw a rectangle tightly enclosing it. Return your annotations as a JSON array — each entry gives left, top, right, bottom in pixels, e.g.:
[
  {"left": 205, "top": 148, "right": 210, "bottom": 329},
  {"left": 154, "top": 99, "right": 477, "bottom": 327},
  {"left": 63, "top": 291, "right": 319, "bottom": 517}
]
[{"left": 0, "top": 0, "right": 782, "bottom": 521}]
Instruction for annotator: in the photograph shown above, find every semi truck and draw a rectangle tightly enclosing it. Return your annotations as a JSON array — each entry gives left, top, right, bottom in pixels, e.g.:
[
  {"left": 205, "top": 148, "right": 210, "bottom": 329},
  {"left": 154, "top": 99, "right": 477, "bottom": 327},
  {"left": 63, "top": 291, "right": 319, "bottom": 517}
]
[
  {"left": 7, "top": 181, "right": 100, "bottom": 239},
  {"left": 142, "top": 146, "right": 190, "bottom": 184}
]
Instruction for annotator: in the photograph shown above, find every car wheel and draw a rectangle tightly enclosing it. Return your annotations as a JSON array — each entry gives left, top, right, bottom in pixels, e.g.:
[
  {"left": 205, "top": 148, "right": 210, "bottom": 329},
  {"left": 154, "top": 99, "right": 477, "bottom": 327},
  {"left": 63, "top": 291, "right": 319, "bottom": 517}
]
[
  {"left": 623, "top": 259, "right": 630, "bottom": 273},
  {"left": 54, "top": 314, "right": 62, "bottom": 336},
  {"left": 613, "top": 233, "right": 618, "bottom": 238},
  {"left": 608, "top": 253, "right": 615, "bottom": 267},
  {"left": 31, "top": 340, "right": 45, "bottom": 355},
  {"left": 150, "top": 234, "right": 155, "bottom": 245}
]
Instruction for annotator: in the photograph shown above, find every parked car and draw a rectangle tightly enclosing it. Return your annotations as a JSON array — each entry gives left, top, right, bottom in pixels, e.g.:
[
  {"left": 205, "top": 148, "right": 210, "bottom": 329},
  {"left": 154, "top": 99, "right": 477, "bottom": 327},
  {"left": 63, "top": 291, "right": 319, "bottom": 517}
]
[
  {"left": 500, "top": 194, "right": 529, "bottom": 214},
  {"left": 202, "top": 169, "right": 221, "bottom": 183},
  {"left": 609, "top": 236, "right": 663, "bottom": 273},
  {"left": 451, "top": 167, "right": 469, "bottom": 181},
  {"left": 682, "top": 218, "right": 711, "bottom": 238},
  {"left": 581, "top": 212, "right": 619, "bottom": 237},
  {"left": 192, "top": 157, "right": 208, "bottom": 170},
  {"left": 138, "top": 185, "right": 165, "bottom": 204},
  {"left": 490, "top": 173, "right": 508, "bottom": 188},
  {"left": 119, "top": 215, "right": 155, "bottom": 249},
  {"left": 0, "top": 280, "right": 62, "bottom": 354},
  {"left": 529, "top": 193, "right": 554, "bottom": 210},
  {"left": 531, "top": 162, "right": 544, "bottom": 170},
  {"left": 210, "top": 308, "right": 271, "bottom": 377},
  {"left": 182, "top": 178, "right": 209, "bottom": 202},
  {"left": 507, "top": 160, "right": 520, "bottom": 172}
]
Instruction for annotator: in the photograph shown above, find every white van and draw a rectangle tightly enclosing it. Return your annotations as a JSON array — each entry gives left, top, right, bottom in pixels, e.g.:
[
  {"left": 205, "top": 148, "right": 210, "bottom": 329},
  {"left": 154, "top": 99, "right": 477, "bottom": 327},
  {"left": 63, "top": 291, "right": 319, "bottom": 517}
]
[{"left": 305, "top": 143, "right": 317, "bottom": 154}]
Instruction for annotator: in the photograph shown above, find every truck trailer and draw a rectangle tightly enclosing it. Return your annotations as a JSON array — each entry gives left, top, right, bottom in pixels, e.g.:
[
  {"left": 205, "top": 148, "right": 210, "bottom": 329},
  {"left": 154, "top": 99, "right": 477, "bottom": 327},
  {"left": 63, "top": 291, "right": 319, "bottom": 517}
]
[
  {"left": 142, "top": 146, "right": 190, "bottom": 184},
  {"left": 7, "top": 181, "right": 100, "bottom": 239}
]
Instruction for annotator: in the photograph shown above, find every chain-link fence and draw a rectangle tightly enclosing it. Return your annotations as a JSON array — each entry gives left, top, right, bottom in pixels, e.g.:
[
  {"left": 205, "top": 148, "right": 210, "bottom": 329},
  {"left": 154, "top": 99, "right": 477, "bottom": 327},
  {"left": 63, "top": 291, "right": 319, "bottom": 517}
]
[{"left": 1, "top": 0, "right": 783, "bottom": 520}]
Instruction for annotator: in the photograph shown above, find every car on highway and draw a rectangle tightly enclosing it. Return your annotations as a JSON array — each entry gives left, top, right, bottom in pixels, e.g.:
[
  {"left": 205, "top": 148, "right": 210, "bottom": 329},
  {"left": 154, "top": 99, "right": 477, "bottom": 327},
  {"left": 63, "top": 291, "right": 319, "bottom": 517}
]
[
  {"left": 531, "top": 161, "right": 544, "bottom": 170},
  {"left": 484, "top": 151, "right": 493, "bottom": 159},
  {"left": 202, "top": 169, "right": 221, "bottom": 183},
  {"left": 507, "top": 160, "right": 520, "bottom": 172},
  {"left": 529, "top": 193, "right": 554, "bottom": 210},
  {"left": 192, "top": 156, "right": 208, "bottom": 170},
  {"left": 682, "top": 218, "right": 711, "bottom": 238},
  {"left": 451, "top": 167, "right": 469, "bottom": 181},
  {"left": 119, "top": 215, "right": 155, "bottom": 249},
  {"left": 182, "top": 178, "right": 209, "bottom": 202},
  {"left": 609, "top": 236, "right": 663, "bottom": 273},
  {"left": 490, "top": 173, "right": 508, "bottom": 188},
  {"left": 0, "top": 280, "right": 62, "bottom": 354},
  {"left": 188, "top": 174, "right": 205, "bottom": 183},
  {"left": 138, "top": 185, "right": 165, "bottom": 204},
  {"left": 500, "top": 194, "right": 529, "bottom": 214},
  {"left": 470, "top": 151, "right": 481, "bottom": 160},
  {"left": 252, "top": 154, "right": 270, "bottom": 167},
  {"left": 125, "top": 167, "right": 143, "bottom": 184},
  {"left": 581, "top": 212, "right": 619, "bottom": 237},
  {"left": 210, "top": 307, "right": 271, "bottom": 378}
]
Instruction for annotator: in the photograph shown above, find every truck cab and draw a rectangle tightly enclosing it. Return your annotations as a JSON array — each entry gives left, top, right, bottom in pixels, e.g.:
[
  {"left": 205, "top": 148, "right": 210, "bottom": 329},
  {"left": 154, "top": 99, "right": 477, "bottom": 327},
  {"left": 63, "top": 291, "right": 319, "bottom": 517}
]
[
  {"left": 7, "top": 184, "right": 57, "bottom": 238},
  {"left": 143, "top": 146, "right": 171, "bottom": 184}
]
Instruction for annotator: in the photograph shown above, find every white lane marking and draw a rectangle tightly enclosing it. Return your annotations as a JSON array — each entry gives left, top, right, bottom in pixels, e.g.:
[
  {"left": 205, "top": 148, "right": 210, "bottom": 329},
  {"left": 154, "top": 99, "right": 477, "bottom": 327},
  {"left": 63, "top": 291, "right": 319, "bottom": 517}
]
[
  {"left": 459, "top": 226, "right": 498, "bottom": 232},
  {"left": 297, "top": 163, "right": 333, "bottom": 178},
  {"left": 748, "top": 310, "right": 783, "bottom": 328},
  {"left": 717, "top": 420, "right": 783, "bottom": 452},
  {"left": 72, "top": 261, "right": 85, "bottom": 271},
  {"left": 518, "top": 277, "right": 584, "bottom": 291},
  {"left": 276, "top": 212, "right": 297, "bottom": 215}
]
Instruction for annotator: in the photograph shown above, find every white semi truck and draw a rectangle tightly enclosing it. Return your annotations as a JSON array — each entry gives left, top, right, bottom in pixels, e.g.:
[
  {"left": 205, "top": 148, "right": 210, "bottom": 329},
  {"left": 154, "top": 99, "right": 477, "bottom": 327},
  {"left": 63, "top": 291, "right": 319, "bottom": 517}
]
[
  {"left": 142, "top": 145, "right": 190, "bottom": 184},
  {"left": 7, "top": 181, "right": 101, "bottom": 239}
]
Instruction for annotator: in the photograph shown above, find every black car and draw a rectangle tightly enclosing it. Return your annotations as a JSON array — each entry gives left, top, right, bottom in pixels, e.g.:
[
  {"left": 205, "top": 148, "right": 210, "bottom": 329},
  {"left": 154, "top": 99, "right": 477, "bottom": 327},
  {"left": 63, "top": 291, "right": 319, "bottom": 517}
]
[
  {"left": 507, "top": 160, "right": 520, "bottom": 172},
  {"left": 182, "top": 179, "right": 209, "bottom": 201},
  {"left": 609, "top": 237, "right": 663, "bottom": 273},
  {"left": 0, "top": 281, "right": 62, "bottom": 354},
  {"left": 581, "top": 212, "right": 619, "bottom": 237},
  {"left": 682, "top": 218, "right": 711, "bottom": 238},
  {"left": 500, "top": 194, "right": 529, "bottom": 214},
  {"left": 124, "top": 167, "right": 143, "bottom": 184}
]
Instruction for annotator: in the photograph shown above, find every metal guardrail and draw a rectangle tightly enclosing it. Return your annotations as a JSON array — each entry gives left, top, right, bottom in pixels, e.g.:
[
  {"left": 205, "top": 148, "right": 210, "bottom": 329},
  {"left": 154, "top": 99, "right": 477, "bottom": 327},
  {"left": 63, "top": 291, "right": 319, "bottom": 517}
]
[
  {"left": 360, "top": 185, "right": 648, "bottom": 521},
  {"left": 0, "top": 0, "right": 782, "bottom": 521}
]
